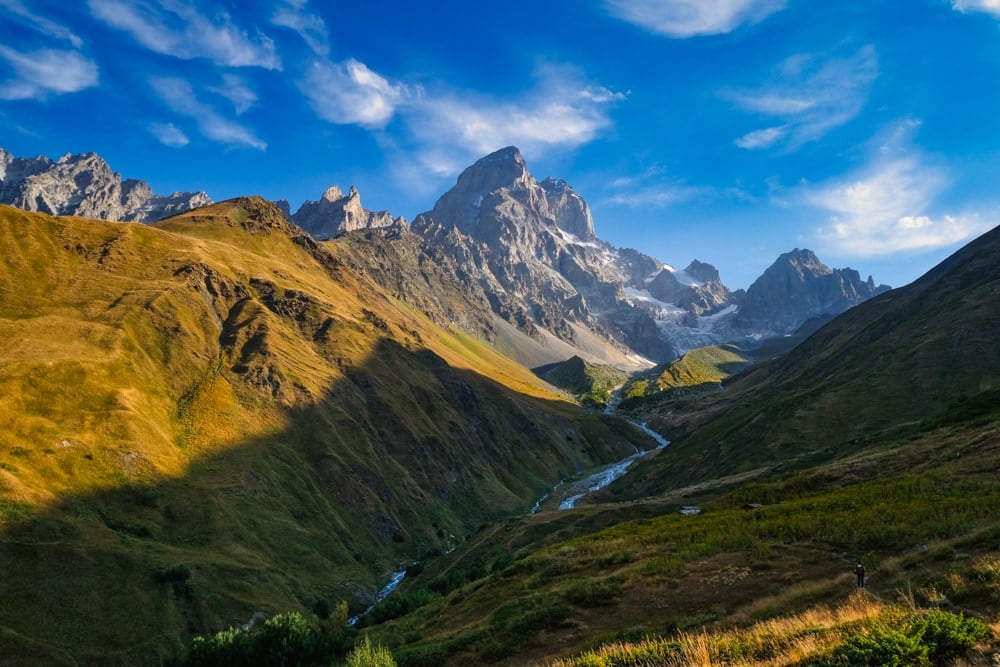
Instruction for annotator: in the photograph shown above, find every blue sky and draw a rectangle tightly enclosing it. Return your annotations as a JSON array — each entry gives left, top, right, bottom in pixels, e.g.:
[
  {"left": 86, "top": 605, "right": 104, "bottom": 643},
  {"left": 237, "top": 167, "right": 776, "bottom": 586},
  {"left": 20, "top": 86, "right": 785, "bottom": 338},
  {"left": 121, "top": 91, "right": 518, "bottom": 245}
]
[{"left": 2, "top": 0, "right": 999, "bottom": 289}]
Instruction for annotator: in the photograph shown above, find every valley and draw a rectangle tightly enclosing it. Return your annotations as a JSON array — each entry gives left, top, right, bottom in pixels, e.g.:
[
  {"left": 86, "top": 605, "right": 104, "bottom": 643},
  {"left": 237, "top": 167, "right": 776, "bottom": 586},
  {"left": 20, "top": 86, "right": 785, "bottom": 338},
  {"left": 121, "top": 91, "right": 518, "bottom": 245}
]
[{"left": 0, "top": 147, "right": 997, "bottom": 667}]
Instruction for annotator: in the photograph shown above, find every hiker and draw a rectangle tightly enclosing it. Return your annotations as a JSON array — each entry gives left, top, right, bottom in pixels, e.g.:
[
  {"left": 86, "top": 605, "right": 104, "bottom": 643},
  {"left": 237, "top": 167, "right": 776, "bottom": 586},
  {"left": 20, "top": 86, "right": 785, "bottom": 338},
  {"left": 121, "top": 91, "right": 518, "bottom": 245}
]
[{"left": 854, "top": 562, "right": 866, "bottom": 588}]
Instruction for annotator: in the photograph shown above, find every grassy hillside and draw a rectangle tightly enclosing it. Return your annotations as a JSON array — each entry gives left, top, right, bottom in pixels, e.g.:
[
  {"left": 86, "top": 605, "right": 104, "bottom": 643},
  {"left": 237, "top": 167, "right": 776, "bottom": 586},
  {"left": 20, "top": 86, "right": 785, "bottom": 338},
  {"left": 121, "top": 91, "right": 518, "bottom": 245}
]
[
  {"left": 352, "top": 226, "right": 1000, "bottom": 666},
  {"left": 0, "top": 201, "right": 653, "bottom": 665},
  {"left": 539, "top": 356, "right": 630, "bottom": 407},
  {"left": 620, "top": 343, "right": 752, "bottom": 407},
  {"left": 624, "top": 224, "right": 1000, "bottom": 491},
  {"left": 357, "top": 404, "right": 999, "bottom": 665}
]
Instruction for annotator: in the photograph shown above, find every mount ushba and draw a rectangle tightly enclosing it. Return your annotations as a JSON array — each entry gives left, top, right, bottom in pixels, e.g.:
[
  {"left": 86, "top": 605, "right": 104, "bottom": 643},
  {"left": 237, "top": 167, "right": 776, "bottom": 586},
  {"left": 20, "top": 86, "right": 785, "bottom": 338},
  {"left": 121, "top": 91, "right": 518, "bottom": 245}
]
[{"left": 0, "top": 146, "right": 889, "bottom": 369}]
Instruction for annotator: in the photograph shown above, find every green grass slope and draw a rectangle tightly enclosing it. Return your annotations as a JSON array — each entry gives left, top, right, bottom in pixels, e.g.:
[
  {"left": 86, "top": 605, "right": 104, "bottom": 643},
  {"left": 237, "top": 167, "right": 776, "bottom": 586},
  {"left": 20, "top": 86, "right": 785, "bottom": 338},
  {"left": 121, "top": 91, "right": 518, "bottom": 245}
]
[
  {"left": 352, "top": 226, "right": 1000, "bottom": 666},
  {"left": 539, "top": 356, "right": 630, "bottom": 407},
  {"left": 620, "top": 343, "right": 752, "bottom": 406},
  {"left": 0, "top": 201, "right": 652, "bottom": 665}
]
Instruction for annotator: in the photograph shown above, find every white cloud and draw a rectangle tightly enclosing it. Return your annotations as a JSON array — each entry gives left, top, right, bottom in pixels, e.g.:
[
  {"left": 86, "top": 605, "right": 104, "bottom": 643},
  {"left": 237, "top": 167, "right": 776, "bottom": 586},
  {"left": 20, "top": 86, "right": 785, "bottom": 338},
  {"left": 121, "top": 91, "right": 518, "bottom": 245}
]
[
  {"left": 0, "top": 0, "right": 83, "bottom": 47},
  {"left": 300, "top": 58, "right": 404, "bottom": 128},
  {"left": 271, "top": 0, "right": 329, "bottom": 56},
  {"left": 726, "top": 46, "right": 878, "bottom": 151},
  {"left": 807, "top": 153, "right": 991, "bottom": 256},
  {"left": 951, "top": 0, "right": 1000, "bottom": 17},
  {"left": 0, "top": 45, "right": 98, "bottom": 100},
  {"left": 604, "top": 0, "right": 786, "bottom": 38},
  {"left": 150, "top": 76, "right": 266, "bottom": 150},
  {"left": 149, "top": 122, "right": 189, "bottom": 147},
  {"left": 734, "top": 125, "right": 787, "bottom": 149},
  {"left": 87, "top": 0, "right": 280, "bottom": 69},
  {"left": 402, "top": 66, "right": 625, "bottom": 175},
  {"left": 209, "top": 74, "right": 257, "bottom": 114}
]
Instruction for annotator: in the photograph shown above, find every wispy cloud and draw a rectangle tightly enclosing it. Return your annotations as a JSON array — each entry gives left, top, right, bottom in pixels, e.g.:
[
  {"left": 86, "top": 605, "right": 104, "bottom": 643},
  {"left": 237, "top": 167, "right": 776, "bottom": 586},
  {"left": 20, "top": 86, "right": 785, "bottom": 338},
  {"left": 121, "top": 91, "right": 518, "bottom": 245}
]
[
  {"left": 402, "top": 66, "right": 625, "bottom": 177},
  {"left": 726, "top": 45, "right": 878, "bottom": 151},
  {"left": 87, "top": 0, "right": 280, "bottom": 69},
  {"left": 806, "top": 126, "right": 992, "bottom": 255},
  {"left": 0, "top": 0, "right": 83, "bottom": 46},
  {"left": 271, "top": 0, "right": 329, "bottom": 56},
  {"left": 606, "top": 165, "right": 705, "bottom": 207},
  {"left": 300, "top": 58, "right": 404, "bottom": 128},
  {"left": 299, "top": 59, "right": 624, "bottom": 182},
  {"left": 149, "top": 121, "right": 189, "bottom": 147},
  {"left": 0, "top": 45, "right": 98, "bottom": 100},
  {"left": 150, "top": 76, "right": 266, "bottom": 150},
  {"left": 209, "top": 74, "right": 257, "bottom": 114},
  {"left": 604, "top": 0, "right": 786, "bottom": 38},
  {"left": 951, "top": 0, "right": 1000, "bottom": 17}
]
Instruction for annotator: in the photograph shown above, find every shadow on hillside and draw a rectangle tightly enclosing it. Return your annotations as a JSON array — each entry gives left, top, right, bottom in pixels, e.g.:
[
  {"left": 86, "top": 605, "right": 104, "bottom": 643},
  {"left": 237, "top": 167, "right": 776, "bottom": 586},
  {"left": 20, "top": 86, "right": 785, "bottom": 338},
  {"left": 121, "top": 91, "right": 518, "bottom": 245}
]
[{"left": 0, "top": 338, "right": 655, "bottom": 666}]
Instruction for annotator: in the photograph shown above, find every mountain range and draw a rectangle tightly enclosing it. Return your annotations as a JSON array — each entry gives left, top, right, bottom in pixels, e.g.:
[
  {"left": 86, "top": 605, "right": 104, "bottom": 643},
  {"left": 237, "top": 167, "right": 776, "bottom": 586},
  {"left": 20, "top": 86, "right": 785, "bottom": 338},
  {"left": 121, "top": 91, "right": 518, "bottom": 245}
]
[
  {"left": 0, "top": 146, "right": 890, "bottom": 368},
  {"left": 1, "top": 146, "right": 994, "bottom": 666}
]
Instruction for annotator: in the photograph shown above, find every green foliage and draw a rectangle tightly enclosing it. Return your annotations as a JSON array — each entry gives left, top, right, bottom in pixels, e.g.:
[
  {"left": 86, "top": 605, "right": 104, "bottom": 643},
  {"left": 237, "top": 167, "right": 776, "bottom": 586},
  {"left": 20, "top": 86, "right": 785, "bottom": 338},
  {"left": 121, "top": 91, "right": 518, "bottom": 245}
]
[
  {"left": 357, "top": 588, "right": 440, "bottom": 626},
  {"left": 812, "top": 610, "right": 991, "bottom": 667},
  {"left": 183, "top": 611, "right": 353, "bottom": 667},
  {"left": 391, "top": 641, "right": 446, "bottom": 667},
  {"left": 563, "top": 577, "right": 621, "bottom": 607},
  {"left": 910, "top": 610, "right": 990, "bottom": 663},
  {"left": 820, "top": 624, "right": 929, "bottom": 666},
  {"left": 345, "top": 636, "right": 397, "bottom": 667}
]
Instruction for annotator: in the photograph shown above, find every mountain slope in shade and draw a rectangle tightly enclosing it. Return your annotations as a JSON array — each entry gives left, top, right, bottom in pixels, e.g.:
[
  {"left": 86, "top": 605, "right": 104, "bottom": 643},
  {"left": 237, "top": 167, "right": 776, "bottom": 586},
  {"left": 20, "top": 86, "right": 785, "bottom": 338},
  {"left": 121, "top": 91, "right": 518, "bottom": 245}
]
[
  {"left": 0, "top": 200, "right": 652, "bottom": 665},
  {"left": 627, "top": 223, "right": 1000, "bottom": 490},
  {"left": 0, "top": 148, "right": 210, "bottom": 222}
]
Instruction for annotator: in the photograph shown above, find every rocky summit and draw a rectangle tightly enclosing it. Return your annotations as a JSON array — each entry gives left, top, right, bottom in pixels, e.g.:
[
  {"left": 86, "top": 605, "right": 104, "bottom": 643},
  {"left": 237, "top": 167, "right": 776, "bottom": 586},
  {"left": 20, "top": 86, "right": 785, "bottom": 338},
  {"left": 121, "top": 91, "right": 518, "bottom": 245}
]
[
  {"left": 0, "top": 148, "right": 210, "bottom": 222},
  {"left": 292, "top": 184, "right": 407, "bottom": 240}
]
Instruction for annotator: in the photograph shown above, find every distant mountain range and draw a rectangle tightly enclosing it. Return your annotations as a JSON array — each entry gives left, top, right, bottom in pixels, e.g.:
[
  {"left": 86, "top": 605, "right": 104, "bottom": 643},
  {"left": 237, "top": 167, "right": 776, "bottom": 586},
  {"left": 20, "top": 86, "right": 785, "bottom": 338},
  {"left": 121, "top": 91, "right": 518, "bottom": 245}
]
[{"left": 0, "top": 146, "right": 889, "bottom": 365}]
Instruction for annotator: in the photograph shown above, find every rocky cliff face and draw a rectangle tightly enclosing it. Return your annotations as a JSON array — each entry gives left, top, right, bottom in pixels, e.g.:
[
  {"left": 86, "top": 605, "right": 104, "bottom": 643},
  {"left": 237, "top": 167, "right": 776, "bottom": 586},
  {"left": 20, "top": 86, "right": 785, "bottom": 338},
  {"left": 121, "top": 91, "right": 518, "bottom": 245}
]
[
  {"left": 0, "top": 148, "right": 210, "bottom": 222},
  {"left": 411, "top": 147, "right": 707, "bottom": 365},
  {"left": 734, "top": 249, "right": 891, "bottom": 336},
  {"left": 292, "top": 185, "right": 406, "bottom": 239}
]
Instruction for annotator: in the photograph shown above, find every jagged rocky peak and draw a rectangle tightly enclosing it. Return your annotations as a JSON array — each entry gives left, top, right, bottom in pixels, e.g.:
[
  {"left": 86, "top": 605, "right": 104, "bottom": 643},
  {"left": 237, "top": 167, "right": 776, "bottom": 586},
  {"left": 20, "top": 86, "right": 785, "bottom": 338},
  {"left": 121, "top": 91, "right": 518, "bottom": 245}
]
[
  {"left": 541, "top": 177, "right": 595, "bottom": 241},
  {"left": 417, "top": 146, "right": 535, "bottom": 237},
  {"left": 735, "top": 248, "right": 890, "bottom": 335},
  {"left": 292, "top": 184, "right": 406, "bottom": 240},
  {"left": 0, "top": 147, "right": 210, "bottom": 222}
]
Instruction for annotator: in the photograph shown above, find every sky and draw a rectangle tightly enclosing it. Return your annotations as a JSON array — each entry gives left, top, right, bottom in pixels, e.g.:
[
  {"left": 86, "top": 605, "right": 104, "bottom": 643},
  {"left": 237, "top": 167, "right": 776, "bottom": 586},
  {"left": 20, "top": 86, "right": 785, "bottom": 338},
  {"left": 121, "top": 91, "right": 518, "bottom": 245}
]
[{"left": 2, "top": 0, "right": 1000, "bottom": 290}]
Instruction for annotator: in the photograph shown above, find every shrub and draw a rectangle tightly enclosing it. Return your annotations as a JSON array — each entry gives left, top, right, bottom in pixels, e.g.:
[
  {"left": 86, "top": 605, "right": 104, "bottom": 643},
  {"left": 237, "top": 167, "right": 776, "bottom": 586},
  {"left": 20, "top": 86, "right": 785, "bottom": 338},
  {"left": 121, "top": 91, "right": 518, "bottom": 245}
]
[
  {"left": 183, "top": 611, "right": 350, "bottom": 667},
  {"left": 393, "top": 641, "right": 447, "bottom": 667},
  {"left": 822, "top": 624, "right": 929, "bottom": 666},
  {"left": 911, "top": 610, "right": 991, "bottom": 663},
  {"left": 346, "top": 636, "right": 397, "bottom": 667}
]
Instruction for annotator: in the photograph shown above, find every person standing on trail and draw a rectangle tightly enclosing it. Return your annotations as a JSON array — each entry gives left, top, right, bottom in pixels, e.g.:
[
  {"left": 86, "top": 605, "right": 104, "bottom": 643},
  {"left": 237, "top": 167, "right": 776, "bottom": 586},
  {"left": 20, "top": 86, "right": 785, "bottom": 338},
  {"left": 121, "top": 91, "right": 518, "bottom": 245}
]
[{"left": 854, "top": 562, "right": 866, "bottom": 588}]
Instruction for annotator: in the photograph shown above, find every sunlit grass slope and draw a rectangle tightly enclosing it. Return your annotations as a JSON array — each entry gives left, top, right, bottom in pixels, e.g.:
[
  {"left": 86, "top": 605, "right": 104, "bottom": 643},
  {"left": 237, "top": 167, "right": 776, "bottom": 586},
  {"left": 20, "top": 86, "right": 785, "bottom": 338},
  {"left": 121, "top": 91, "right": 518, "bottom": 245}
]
[
  {"left": 0, "top": 200, "right": 651, "bottom": 665},
  {"left": 621, "top": 343, "right": 752, "bottom": 405}
]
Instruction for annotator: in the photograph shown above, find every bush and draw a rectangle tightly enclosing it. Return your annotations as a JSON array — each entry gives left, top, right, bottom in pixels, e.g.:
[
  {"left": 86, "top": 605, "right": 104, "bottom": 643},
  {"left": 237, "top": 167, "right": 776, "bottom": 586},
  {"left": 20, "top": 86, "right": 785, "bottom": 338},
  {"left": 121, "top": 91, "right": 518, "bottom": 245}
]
[
  {"left": 183, "top": 610, "right": 352, "bottom": 667},
  {"left": 911, "top": 610, "right": 991, "bottom": 663},
  {"left": 346, "top": 636, "right": 397, "bottom": 667},
  {"left": 823, "top": 624, "right": 929, "bottom": 666}
]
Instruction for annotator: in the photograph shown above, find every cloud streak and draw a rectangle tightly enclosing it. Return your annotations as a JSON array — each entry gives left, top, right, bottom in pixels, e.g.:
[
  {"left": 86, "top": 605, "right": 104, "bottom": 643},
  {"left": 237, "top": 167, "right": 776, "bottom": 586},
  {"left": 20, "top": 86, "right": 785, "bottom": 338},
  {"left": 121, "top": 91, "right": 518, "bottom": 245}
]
[
  {"left": 951, "top": 0, "right": 1000, "bottom": 17},
  {"left": 271, "top": 0, "right": 329, "bottom": 56},
  {"left": 0, "top": 0, "right": 83, "bottom": 46},
  {"left": 88, "top": 0, "right": 280, "bottom": 69},
  {"left": 149, "top": 121, "right": 189, "bottom": 147},
  {"left": 150, "top": 76, "right": 266, "bottom": 150},
  {"left": 604, "top": 0, "right": 786, "bottom": 38},
  {"left": 807, "top": 151, "right": 990, "bottom": 256},
  {"left": 0, "top": 45, "right": 98, "bottom": 100},
  {"left": 726, "top": 46, "right": 878, "bottom": 151}
]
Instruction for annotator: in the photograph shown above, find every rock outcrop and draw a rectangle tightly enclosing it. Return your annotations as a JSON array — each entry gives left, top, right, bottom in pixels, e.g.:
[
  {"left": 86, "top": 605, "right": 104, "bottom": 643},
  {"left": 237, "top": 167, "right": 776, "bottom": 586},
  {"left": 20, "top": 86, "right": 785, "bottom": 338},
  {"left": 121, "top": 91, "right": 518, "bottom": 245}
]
[
  {"left": 734, "top": 249, "right": 891, "bottom": 336},
  {"left": 0, "top": 148, "right": 210, "bottom": 222},
  {"left": 292, "top": 185, "right": 406, "bottom": 239}
]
